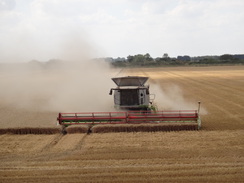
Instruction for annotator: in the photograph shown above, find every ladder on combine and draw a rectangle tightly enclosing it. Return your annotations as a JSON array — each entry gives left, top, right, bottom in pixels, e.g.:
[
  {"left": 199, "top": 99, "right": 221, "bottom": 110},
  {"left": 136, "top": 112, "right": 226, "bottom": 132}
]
[{"left": 57, "top": 110, "right": 201, "bottom": 130}]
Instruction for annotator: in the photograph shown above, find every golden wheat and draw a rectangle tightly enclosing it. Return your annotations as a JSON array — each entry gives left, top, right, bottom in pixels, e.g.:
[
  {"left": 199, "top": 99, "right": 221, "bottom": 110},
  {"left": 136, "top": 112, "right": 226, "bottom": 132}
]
[{"left": 0, "top": 66, "right": 243, "bottom": 182}]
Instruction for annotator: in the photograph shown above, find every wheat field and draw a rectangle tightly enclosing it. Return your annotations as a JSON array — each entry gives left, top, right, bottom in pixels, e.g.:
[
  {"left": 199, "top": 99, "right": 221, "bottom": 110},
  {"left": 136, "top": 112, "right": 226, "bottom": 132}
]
[{"left": 0, "top": 65, "right": 243, "bottom": 182}]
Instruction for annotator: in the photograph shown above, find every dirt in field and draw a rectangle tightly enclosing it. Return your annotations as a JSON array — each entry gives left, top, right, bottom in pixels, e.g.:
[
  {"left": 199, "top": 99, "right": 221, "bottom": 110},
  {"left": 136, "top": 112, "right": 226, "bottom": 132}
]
[{"left": 0, "top": 65, "right": 244, "bottom": 182}]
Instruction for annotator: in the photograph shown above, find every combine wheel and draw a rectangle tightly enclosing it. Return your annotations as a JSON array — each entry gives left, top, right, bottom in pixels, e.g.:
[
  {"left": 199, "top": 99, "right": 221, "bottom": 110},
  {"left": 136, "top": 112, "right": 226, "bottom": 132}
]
[
  {"left": 87, "top": 125, "right": 92, "bottom": 134},
  {"left": 61, "top": 125, "right": 67, "bottom": 135}
]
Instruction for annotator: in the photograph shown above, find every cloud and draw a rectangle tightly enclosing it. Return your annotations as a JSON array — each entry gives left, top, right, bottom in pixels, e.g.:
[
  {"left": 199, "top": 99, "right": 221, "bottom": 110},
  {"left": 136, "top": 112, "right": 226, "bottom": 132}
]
[
  {"left": 0, "top": 0, "right": 243, "bottom": 62},
  {"left": 0, "top": 0, "right": 15, "bottom": 11}
]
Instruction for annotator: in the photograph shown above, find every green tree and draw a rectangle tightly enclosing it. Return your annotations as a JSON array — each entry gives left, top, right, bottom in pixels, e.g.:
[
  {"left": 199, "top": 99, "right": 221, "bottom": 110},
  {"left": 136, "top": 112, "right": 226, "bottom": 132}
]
[
  {"left": 127, "top": 55, "right": 134, "bottom": 63},
  {"left": 144, "top": 53, "right": 153, "bottom": 61},
  {"left": 133, "top": 54, "right": 145, "bottom": 64},
  {"left": 220, "top": 54, "right": 234, "bottom": 60},
  {"left": 163, "top": 53, "right": 169, "bottom": 58}
]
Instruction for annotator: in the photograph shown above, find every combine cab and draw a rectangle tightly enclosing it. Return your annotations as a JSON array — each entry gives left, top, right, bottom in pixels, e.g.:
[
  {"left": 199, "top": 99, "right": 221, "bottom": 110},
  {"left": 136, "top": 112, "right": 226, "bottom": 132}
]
[
  {"left": 109, "top": 76, "right": 153, "bottom": 111},
  {"left": 57, "top": 76, "right": 201, "bottom": 133}
]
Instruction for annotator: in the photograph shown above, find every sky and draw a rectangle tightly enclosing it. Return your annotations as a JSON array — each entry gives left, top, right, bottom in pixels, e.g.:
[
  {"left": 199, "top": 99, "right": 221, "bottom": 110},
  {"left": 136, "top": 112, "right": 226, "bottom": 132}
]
[{"left": 0, "top": 0, "right": 243, "bottom": 62}]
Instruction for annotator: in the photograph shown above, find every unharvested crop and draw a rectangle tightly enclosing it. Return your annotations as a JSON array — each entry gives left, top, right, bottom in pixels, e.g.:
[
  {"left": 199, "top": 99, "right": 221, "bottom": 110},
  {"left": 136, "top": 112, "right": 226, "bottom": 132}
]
[
  {"left": 0, "top": 127, "right": 60, "bottom": 135},
  {"left": 91, "top": 123, "right": 198, "bottom": 133},
  {"left": 66, "top": 125, "right": 89, "bottom": 133}
]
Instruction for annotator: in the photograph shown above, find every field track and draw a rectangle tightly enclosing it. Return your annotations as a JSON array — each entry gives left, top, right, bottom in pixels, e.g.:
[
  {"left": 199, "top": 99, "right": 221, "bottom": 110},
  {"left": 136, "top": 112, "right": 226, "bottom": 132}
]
[{"left": 0, "top": 65, "right": 243, "bottom": 182}]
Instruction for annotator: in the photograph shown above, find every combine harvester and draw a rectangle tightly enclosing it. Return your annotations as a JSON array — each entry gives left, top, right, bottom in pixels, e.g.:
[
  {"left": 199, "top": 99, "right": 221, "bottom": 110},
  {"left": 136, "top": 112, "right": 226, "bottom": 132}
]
[{"left": 57, "top": 76, "right": 201, "bottom": 133}]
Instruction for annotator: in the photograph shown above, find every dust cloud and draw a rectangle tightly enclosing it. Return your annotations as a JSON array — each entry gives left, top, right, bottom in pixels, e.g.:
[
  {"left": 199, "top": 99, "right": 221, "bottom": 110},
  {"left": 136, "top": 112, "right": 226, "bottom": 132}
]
[
  {"left": 0, "top": 60, "right": 115, "bottom": 113},
  {"left": 0, "top": 32, "right": 117, "bottom": 128},
  {"left": 150, "top": 83, "right": 207, "bottom": 115}
]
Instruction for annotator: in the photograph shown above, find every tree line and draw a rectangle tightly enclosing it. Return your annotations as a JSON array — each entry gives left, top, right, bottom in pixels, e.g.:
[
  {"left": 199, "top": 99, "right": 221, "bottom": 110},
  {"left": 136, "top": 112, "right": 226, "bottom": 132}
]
[{"left": 103, "top": 53, "right": 244, "bottom": 67}]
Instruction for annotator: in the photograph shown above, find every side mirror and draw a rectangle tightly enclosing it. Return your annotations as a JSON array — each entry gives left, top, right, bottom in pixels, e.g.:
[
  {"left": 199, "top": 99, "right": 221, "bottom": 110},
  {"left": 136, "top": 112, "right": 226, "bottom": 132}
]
[
  {"left": 109, "top": 89, "right": 113, "bottom": 95},
  {"left": 146, "top": 88, "right": 149, "bottom": 94}
]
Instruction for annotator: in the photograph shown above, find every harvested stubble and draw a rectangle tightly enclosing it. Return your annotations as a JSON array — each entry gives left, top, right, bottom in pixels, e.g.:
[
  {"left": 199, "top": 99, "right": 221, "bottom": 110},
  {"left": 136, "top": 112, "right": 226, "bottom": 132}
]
[
  {"left": 66, "top": 125, "right": 89, "bottom": 133},
  {"left": 0, "top": 127, "right": 61, "bottom": 135},
  {"left": 91, "top": 123, "right": 198, "bottom": 133}
]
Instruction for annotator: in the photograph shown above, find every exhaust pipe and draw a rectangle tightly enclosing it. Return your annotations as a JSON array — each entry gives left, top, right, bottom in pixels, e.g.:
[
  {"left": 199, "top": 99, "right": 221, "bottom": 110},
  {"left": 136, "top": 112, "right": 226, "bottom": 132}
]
[{"left": 198, "top": 101, "right": 201, "bottom": 114}]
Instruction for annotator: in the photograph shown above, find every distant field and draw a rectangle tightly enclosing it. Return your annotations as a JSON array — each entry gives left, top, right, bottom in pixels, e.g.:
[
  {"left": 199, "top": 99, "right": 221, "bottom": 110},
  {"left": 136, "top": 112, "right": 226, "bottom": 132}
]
[
  {"left": 0, "top": 65, "right": 243, "bottom": 182},
  {"left": 131, "top": 66, "right": 244, "bottom": 131}
]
